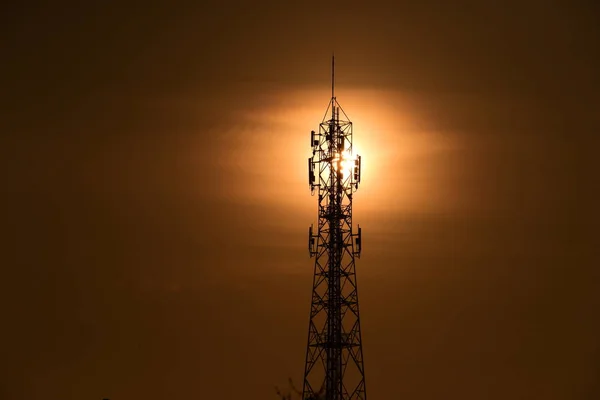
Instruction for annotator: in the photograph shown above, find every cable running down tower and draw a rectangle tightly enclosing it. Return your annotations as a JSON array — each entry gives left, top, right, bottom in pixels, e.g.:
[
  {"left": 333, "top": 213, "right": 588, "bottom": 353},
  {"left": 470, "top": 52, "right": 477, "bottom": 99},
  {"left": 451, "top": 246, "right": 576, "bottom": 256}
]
[{"left": 303, "top": 56, "right": 366, "bottom": 400}]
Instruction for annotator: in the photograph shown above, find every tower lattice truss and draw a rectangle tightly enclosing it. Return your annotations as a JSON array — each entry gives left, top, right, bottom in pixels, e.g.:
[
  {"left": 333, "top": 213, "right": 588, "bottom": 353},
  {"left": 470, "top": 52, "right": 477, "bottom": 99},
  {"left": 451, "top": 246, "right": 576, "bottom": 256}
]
[{"left": 303, "top": 70, "right": 366, "bottom": 400}]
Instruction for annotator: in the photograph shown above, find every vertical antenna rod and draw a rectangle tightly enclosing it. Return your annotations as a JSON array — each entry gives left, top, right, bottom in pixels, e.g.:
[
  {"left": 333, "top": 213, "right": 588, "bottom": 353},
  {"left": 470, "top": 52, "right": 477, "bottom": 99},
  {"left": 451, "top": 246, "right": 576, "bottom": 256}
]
[{"left": 332, "top": 53, "right": 335, "bottom": 99}]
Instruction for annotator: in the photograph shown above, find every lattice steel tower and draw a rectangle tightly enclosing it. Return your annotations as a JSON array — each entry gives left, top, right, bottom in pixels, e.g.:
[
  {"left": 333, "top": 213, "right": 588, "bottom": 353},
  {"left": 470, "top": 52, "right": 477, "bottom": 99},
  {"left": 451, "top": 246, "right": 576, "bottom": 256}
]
[{"left": 303, "top": 56, "right": 366, "bottom": 400}]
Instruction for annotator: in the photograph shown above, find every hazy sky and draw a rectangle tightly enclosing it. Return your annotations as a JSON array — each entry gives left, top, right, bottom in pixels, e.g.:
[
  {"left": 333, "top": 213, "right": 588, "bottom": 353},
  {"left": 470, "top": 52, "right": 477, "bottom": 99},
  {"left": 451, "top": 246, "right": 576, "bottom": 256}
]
[{"left": 1, "top": 1, "right": 599, "bottom": 399}]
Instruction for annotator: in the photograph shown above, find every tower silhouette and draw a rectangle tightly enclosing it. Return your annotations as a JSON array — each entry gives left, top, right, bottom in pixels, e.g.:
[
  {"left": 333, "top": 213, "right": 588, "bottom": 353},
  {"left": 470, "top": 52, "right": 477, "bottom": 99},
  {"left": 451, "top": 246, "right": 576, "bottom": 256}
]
[{"left": 303, "top": 56, "right": 366, "bottom": 400}]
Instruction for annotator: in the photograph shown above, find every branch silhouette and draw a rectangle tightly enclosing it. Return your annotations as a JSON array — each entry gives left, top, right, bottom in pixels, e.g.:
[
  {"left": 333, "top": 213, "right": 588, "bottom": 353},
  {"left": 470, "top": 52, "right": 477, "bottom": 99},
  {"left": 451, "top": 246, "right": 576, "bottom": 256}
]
[{"left": 275, "top": 378, "right": 325, "bottom": 400}]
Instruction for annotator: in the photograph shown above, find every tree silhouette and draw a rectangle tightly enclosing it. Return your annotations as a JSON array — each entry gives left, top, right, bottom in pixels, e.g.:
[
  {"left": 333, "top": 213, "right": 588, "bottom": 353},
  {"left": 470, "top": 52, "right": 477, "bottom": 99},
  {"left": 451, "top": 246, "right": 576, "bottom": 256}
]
[{"left": 275, "top": 378, "right": 325, "bottom": 400}]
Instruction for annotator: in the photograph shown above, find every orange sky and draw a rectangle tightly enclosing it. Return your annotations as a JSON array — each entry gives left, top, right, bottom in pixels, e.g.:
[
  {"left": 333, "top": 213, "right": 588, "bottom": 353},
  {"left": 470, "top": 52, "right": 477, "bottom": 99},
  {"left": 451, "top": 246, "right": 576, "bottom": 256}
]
[{"left": 1, "top": 1, "right": 599, "bottom": 400}]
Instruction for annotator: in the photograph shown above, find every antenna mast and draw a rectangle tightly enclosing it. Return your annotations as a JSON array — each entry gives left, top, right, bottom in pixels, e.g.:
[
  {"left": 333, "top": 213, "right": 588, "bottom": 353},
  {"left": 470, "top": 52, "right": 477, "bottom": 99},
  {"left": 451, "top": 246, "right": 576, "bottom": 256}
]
[
  {"left": 332, "top": 53, "right": 335, "bottom": 99},
  {"left": 304, "top": 58, "right": 366, "bottom": 400}
]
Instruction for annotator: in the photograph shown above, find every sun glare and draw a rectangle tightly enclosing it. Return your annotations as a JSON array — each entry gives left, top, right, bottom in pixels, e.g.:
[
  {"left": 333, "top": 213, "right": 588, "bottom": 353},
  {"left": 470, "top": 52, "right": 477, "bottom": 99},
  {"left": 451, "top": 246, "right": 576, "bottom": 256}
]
[{"left": 332, "top": 150, "right": 358, "bottom": 180}]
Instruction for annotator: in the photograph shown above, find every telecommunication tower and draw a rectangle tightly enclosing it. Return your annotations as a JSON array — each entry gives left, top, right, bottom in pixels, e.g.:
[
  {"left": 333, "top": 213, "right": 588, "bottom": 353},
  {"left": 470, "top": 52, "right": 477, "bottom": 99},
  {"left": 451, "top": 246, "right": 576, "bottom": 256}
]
[{"left": 303, "top": 56, "right": 366, "bottom": 400}]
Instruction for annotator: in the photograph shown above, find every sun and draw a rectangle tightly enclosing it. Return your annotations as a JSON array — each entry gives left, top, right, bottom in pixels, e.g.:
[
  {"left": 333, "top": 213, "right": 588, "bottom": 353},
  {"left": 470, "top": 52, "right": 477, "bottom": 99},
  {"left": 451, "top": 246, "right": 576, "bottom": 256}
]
[{"left": 332, "top": 149, "right": 358, "bottom": 180}]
